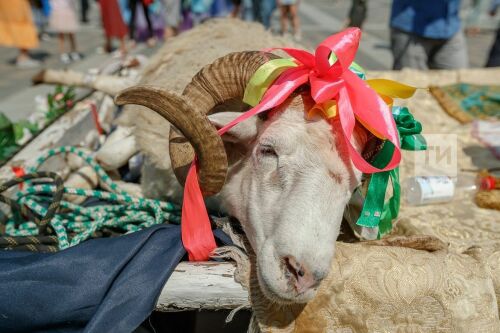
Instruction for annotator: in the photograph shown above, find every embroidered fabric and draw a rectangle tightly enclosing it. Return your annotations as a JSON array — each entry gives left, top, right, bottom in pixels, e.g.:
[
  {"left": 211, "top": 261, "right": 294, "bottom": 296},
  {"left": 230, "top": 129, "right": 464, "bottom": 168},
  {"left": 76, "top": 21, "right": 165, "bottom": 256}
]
[{"left": 250, "top": 244, "right": 499, "bottom": 332}]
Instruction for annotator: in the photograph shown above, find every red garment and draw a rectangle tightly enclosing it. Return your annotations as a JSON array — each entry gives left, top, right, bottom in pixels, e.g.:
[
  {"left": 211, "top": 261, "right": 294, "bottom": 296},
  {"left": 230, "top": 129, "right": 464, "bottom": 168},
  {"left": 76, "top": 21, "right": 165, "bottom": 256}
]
[{"left": 99, "top": 0, "right": 128, "bottom": 38}]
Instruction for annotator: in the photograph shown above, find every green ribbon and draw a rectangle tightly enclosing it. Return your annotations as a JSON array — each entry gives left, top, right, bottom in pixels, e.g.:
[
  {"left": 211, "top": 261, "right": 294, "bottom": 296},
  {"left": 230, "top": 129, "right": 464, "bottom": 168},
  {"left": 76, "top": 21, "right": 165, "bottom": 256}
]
[{"left": 356, "top": 106, "right": 426, "bottom": 237}]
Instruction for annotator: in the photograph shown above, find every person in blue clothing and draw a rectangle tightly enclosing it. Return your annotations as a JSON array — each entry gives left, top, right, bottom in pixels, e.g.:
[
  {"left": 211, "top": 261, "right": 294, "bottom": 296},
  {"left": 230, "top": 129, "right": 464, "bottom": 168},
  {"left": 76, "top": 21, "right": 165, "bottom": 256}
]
[{"left": 390, "top": 0, "right": 469, "bottom": 70}]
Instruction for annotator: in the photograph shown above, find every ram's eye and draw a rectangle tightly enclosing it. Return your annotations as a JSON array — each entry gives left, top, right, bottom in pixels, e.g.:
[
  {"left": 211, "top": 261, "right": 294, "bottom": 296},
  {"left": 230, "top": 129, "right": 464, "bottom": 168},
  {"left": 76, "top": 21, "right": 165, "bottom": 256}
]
[{"left": 258, "top": 145, "right": 277, "bottom": 157}]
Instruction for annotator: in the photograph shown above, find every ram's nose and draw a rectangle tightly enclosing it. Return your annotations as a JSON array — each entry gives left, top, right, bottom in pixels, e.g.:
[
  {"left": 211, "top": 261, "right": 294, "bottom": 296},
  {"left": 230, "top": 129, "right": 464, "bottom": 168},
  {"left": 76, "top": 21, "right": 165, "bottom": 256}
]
[{"left": 283, "top": 256, "right": 323, "bottom": 294}]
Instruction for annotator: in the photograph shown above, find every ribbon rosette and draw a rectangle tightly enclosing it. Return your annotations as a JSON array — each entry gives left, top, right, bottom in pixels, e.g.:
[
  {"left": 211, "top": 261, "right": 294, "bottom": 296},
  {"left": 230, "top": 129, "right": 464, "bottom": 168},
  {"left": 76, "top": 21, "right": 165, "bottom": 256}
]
[{"left": 183, "top": 28, "right": 419, "bottom": 261}]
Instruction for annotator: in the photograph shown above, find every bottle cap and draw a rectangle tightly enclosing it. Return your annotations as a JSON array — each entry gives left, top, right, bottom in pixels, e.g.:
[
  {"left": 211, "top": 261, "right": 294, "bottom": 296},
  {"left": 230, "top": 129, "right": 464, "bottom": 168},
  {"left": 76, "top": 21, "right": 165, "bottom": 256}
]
[{"left": 479, "top": 175, "right": 496, "bottom": 191}]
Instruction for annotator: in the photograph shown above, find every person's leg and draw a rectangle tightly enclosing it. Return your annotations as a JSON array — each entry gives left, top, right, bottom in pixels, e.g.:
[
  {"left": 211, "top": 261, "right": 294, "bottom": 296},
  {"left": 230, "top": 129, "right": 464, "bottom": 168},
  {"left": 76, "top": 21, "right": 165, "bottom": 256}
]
[
  {"left": 289, "top": 2, "right": 300, "bottom": 37},
  {"left": 16, "top": 48, "right": 40, "bottom": 68},
  {"left": 347, "top": 0, "right": 367, "bottom": 28},
  {"left": 17, "top": 49, "right": 31, "bottom": 62},
  {"left": 58, "top": 33, "right": 71, "bottom": 63},
  {"left": 141, "top": 2, "right": 154, "bottom": 40},
  {"left": 119, "top": 36, "right": 127, "bottom": 56},
  {"left": 81, "top": 0, "right": 89, "bottom": 23},
  {"left": 260, "top": 0, "right": 276, "bottom": 29},
  {"left": 68, "top": 33, "right": 82, "bottom": 61},
  {"left": 231, "top": 0, "right": 242, "bottom": 18},
  {"left": 164, "top": 0, "right": 180, "bottom": 38},
  {"left": 68, "top": 33, "right": 77, "bottom": 53},
  {"left": 486, "top": 28, "right": 500, "bottom": 67},
  {"left": 390, "top": 28, "right": 429, "bottom": 70},
  {"left": 18, "top": 49, "right": 29, "bottom": 59},
  {"left": 104, "top": 36, "right": 112, "bottom": 53},
  {"left": 58, "top": 32, "right": 65, "bottom": 54},
  {"left": 429, "top": 30, "right": 469, "bottom": 69},
  {"left": 252, "top": 0, "right": 262, "bottom": 23},
  {"left": 129, "top": 0, "right": 138, "bottom": 40},
  {"left": 279, "top": 5, "right": 289, "bottom": 35}
]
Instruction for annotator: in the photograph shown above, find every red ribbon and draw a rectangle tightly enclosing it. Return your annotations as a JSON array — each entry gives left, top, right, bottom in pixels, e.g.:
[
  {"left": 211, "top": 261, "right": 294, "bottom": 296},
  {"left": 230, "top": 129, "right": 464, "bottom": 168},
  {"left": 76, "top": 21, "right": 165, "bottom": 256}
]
[
  {"left": 11, "top": 166, "right": 26, "bottom": 190},
  {"left": 90, "top": 102, "right": 104, "bottom": 135},
  {"left": 182, "top": 28, "right": 401, "bottom": 261}
]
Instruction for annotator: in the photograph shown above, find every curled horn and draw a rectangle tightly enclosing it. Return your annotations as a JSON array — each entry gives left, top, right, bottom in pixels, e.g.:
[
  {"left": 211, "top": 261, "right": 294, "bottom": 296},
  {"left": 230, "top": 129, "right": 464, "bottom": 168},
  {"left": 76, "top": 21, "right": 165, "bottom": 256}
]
[
  {"left": 169, "top": 51, "right": 279, "bottom": 187},
  {"left": 116, "top": 51, "right": 278, "bottom": 196},
  {"left": 115, "top": 86, "right": 227, "bottom": 196}
]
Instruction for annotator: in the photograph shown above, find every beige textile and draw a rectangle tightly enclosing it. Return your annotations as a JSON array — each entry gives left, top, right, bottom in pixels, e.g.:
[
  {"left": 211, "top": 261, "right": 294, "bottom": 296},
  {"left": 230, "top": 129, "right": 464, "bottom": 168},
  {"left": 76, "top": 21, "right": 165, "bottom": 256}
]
[
  {"left": 374, "top": 69, "right": 500, "bottom": 303},
  {"left": 247, "top": 68, "right": 500, "bottom": 332},
  {"left": 249, "top": 243, "right": 500, "bottom": 332}
]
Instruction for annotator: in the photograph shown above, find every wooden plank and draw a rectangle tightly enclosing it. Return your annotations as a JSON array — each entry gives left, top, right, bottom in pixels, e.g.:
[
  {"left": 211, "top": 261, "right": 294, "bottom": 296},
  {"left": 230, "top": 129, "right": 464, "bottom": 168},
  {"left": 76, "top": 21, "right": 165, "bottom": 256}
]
[{"left": 156, "top": 262, "right": 250, "bottom": 312}]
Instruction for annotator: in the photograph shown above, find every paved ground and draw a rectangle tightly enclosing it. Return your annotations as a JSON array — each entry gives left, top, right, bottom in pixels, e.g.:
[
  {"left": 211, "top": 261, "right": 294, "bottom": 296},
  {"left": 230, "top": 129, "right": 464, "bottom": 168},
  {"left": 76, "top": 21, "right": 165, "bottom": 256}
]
[{"left": 0, "top": 0, "right": 497, "bottom": 104}]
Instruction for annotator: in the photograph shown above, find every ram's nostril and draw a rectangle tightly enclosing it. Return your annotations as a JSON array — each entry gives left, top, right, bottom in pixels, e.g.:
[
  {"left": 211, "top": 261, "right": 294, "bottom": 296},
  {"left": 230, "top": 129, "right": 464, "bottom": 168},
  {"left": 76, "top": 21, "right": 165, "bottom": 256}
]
[
  {"left": 283, "top": 256, "right": 298, "bottom": 279},
  {"left": 282, "top": 256, "right": 319, "bottom": 293}
]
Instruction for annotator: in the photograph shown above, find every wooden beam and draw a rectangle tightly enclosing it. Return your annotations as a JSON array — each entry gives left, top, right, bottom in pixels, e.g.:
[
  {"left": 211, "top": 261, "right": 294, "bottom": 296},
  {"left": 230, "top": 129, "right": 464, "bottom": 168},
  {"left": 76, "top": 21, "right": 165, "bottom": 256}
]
[{"left": 156, "top": 262, "right": 250, "bottom": 312}]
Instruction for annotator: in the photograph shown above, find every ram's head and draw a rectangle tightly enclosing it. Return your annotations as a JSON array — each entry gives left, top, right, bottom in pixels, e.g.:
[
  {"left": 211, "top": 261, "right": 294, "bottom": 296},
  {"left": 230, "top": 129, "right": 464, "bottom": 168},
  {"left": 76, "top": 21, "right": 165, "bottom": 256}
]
[{"left": 116, "top": 52, "right": 376, "bottom": 304}]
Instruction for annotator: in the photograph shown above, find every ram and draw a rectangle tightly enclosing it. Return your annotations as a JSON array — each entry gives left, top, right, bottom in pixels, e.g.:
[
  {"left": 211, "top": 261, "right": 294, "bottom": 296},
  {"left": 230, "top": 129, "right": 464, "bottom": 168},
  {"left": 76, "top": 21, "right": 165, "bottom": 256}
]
[{"left": 113, "top": 19, "right": 381, "bottom": 304}]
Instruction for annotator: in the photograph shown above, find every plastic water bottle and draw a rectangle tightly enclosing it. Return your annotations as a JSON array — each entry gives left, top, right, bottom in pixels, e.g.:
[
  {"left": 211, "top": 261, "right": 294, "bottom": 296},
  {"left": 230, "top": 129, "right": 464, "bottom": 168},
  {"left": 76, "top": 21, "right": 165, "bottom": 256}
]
[{"left": 403, "top": 174, "right": 496, "bottom": 206}]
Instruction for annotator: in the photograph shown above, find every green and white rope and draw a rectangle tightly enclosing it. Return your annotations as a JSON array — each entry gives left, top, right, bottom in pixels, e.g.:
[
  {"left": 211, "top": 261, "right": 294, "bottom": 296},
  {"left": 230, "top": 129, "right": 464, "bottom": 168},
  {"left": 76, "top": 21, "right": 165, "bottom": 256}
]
[{"left": 4, "top": 146, "right": 181, "bottom": 250}]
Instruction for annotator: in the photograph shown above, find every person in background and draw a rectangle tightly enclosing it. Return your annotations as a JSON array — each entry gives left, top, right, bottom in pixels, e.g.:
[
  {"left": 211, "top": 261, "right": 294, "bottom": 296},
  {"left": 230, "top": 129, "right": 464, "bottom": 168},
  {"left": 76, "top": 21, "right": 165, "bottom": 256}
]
[
  {"left": 231, "top": 0, "right": 242, "bottom": 18},
  {"left": 30, "top": 0, "right": 51, "bottom": 40},
  {"left": 390, "top": 0, "right": 468, "bottom": 70},
  {"left": 190, "top": 0, "right": 214, "bottom": 25},
  {"left": 0, "top": 0, "right": 41, "bottom": 68},
  {"left": 277, "top": 0, "right": 300, "bottom": 40},
  {"left": 346, "top": 0, "right": 367, "bottom": 28},
  {"left": 260, "top": 0, "right": 276, "bottom": 30},
  {"left": 486, "top": 0, "right": 500, "bottom": 66},
  {"left": 252, "top": 0, "right": 262, "bottom": 23},
  {"left": 249, "top": 0, "right": 275, "bottom": 29},
  {"left": 98, "top": 0, "right": 128, "bottom": 56},
  {"left": 49, "top": 0, "right": 81, "bottom": 64},
  {"left": 80, "top": 0, "right": 90, "bottom": 23},
  {"left": 128, "top": 0, "right": 156, "bottom": 46},
  {"left": 163, "top": 0, "right": 181, "bottom": 39}
]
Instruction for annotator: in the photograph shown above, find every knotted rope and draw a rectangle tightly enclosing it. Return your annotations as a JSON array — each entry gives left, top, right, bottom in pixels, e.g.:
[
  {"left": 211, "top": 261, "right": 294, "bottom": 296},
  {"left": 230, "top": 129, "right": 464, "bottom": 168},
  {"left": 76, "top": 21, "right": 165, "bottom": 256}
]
[{"left": 0, "top": 146, "right": 181, "bottom": 252}]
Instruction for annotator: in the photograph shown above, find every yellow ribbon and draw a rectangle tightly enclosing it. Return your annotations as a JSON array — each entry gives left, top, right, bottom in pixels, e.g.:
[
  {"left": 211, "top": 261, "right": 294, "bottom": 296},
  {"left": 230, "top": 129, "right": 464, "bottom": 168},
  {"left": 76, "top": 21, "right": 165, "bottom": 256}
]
[
  {"left": 308, "top": 100, "right": 338, "bottom": 120},
  {"left": 356, "top": 79, "right": 418, "bottom": 139},
  {"left": 243, "top": 58, "right": 298, "bottom": 107}
]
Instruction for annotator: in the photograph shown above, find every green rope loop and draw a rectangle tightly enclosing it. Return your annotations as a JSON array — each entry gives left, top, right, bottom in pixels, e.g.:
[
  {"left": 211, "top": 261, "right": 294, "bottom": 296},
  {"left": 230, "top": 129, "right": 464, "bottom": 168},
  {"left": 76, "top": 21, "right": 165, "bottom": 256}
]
[{"left": 2, "top": 146, "right": 181, "bottom": 250}]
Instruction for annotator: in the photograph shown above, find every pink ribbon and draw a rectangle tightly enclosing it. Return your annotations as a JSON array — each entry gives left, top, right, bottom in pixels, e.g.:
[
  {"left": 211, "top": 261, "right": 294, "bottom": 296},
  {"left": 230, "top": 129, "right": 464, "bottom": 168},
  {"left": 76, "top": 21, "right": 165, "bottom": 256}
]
[{"left": 182, "top": 28, "right": 401, "bottom": 261}]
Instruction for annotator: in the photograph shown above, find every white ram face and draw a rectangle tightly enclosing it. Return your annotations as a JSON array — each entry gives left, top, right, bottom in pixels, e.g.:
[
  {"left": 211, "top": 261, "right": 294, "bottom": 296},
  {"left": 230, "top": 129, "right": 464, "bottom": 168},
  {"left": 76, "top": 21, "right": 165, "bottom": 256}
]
[{"left": 214, "top": 94, "right": 366, "bottom": 303}]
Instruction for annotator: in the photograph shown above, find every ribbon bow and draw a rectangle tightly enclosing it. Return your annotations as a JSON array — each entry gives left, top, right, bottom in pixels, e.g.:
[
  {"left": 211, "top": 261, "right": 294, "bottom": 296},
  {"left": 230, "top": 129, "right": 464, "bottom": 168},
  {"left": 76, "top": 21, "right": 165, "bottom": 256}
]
[
  {"left": 356, "top": 106, "right": 426, "bottom": 237},
  {"left": 183, "top": 28, "right": 410, "bottom": 261}
]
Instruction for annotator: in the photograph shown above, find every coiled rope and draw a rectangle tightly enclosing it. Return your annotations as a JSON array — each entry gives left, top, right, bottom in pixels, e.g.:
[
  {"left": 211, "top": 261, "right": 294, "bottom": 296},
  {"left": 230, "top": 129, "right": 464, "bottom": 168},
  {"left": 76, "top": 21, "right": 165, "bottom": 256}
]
[{"left": 0, "top": 146, "right": 181, "bottom": 252}]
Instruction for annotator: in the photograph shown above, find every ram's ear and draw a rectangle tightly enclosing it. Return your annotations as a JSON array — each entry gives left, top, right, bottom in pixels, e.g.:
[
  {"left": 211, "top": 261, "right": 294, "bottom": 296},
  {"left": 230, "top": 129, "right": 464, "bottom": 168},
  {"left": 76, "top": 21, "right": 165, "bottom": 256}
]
[{"left": 208, "top": 112, "right": 260, "bottom": 146}]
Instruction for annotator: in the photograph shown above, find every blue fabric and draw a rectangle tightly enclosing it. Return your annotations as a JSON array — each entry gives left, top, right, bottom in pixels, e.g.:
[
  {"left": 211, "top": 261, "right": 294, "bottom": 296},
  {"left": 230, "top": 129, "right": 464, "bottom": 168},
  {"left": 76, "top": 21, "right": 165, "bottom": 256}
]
[
  {"left": 0, "top": 224, "right": 186, "bottom": 333},
  {"left": 41, "top": 0, "right": 51, "bottom": 16},
  {"left": 191, "top": 0, "right": 214, "bottom": 14},
  {"left": 492, "top": 0, "right": 500, "bottom": 11},
  {"left": 390, "top": 0, "right": 462, "bottom": 39}
]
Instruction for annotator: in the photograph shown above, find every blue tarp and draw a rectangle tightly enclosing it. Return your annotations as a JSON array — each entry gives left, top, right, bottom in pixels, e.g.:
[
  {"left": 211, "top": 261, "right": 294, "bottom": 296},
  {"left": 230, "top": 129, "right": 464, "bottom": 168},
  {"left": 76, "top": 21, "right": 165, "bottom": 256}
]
[{"left": 0, "top": 224, "right": 229, "bottom": 333}]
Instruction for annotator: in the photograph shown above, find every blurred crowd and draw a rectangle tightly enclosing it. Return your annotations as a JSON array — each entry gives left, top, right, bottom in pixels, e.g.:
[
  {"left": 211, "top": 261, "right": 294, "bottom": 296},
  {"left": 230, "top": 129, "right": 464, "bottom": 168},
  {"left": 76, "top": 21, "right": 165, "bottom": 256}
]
[
  {"left": 0, "top": 0, "right": 498, "bottom": 70},
  {"left": 0, "top": 0, "right": 297, "bottom": 69}
]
